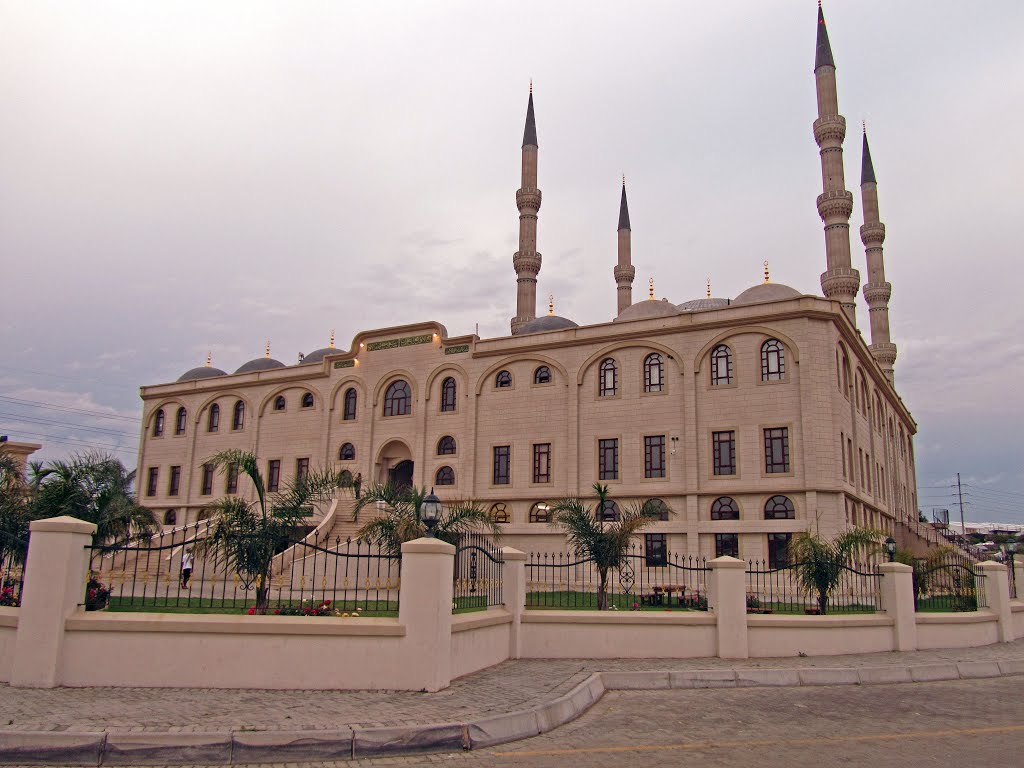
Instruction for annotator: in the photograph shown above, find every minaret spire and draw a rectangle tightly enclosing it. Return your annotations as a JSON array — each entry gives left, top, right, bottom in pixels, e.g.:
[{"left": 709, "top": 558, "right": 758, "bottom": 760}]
[
  {"left": 813, "top": 3, "right": 860, "bottom": 326},
  {"left": 859, "top": 126, "right": 897, "bottom": 383},
  {"left": 511, "top": 85, "right": 542, "bottom": 334},
  {"left": 614, "top": 176, "right": 635, "bottom": 314}
]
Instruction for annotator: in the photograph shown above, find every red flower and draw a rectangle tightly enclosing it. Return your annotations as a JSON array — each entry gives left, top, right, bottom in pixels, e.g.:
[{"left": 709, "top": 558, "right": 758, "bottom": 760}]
[
  {"left": 273, "top": 609, "right": 280, "bottom": 615},
  {"left": 247, "top": 608, "right": 255, "bottom": 615}
]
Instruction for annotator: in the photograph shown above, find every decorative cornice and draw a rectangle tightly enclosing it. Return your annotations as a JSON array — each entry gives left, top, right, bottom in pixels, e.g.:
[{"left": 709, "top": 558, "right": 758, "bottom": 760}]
[
  {"left": 813, "top": 115, "right": 847, "bottom": 145},
  {"left": 859, "top": 222, "right": 886, "bottom": 246}
]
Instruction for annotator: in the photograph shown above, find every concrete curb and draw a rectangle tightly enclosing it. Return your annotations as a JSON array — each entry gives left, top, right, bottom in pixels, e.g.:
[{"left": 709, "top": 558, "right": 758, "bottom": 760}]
[{"left": 2, "top": 659, "right": 1022, "bottom": 765}]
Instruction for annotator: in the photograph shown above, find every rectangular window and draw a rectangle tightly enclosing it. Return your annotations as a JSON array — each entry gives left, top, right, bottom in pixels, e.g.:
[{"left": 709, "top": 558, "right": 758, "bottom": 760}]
[
  {"left": 847, "top": 438, "right": 854, "bottom": 481},
  {"left": 267, "top": 460, "right": 281, "bottom": 492},
  {"left": 713, "top": 431, "right": 736, "bottom": 476},
  {"left": 598, "top": 438, "right": 619, "bottom": 481},
  {"left": 146, "top": 467, "right": 159, "bottom": 497},
  {"left": 767, "top": 533, "right": 792, "bottom": 569},
  {"left": 715, "top": 533, "right": 739, "bottom": 559},
  {"left": 858, "top": 449, "right": 864, "bottom": 487},
  {"left": 168, "top": 465, "right": 181, "bottom": 496},
  {"left": 201, "top": 463, "right": 214, "bottom": 496},
  {"left": 645, "top": 533, "right": 667, "bottom": 567},
  {"left": 532, "top": 443, "right": 551, "bottom": 484},
  {"left": 226, "top": 464, "right": 239, "bottom": 495},
  {"left": 643, "top": 435, "right": 666, "bottom": 478},
  {"left": 296, "top": 457, "right": 309, "bottom": 483},
  {"left": 764, "top": 427, "right": 790, "bottom": 474},
  {"left": 840, "top": 432, "right": 846, "bottom": 480},
  {"left": 493, "top": 446, "right": 510, "bottom": 485}
]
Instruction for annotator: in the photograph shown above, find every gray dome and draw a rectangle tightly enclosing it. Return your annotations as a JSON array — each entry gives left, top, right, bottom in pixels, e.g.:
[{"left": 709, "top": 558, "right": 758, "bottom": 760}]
[
  {"left": 614, "top": 298, "right": 679, "bottom": 322},
  {"left": 302, "top": 347, "right": 341, "bottom": 365},
  {"left": 234, "top": 357, "right": 286, "bottom": 374},
  {"left": 732, "top": 282, "right": 802, "bottom": 305},
  {"left": 517, "top": 315, "right": 579, "bottom": 335},
  {"left": 177, "top": 366, "right": 227, "bottom": 383},
  {"left": 677, "top": 297, "right": 731, "bottom": 312}
]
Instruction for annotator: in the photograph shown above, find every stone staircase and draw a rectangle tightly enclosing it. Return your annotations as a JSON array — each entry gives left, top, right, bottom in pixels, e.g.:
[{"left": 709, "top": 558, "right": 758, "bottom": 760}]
[{"left": 895, "top": 511, "right": 982, "bottom": 562}]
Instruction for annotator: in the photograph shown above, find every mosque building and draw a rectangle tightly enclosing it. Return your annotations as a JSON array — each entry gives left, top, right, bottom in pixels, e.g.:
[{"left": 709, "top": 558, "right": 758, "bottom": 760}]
[{"left": 136, "top": 6, "right": 919, "bottom": 563}]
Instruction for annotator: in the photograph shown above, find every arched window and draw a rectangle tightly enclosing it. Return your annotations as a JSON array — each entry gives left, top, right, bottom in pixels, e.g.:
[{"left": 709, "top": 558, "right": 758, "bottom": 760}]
[
  {"left": 440, "top": 377, "right": 457, "bottom": 411},
  {"left": 339, "top": 442, "right": 355, "bottom": 461},
  {"left": 232, "top": 400, "right": 245, "bottom": 430},
  {"left": 197, "top": 509, "right": 211, "bottom": 522},
  {"left": 301, "top": 392, "right": 314, "bottom": 408},
  {"left": 164, "top": 509, "right": 177, "bottom": 526},
  {"left": 495, "top": 370, "right": 513, "bottom": 388},
  {"left": 273, "top": 395, "right": 286, "bottom": 411},
  {"left": 711, "top": 497, "right": 740, "bottom": 520},
  {"left": 761, "top": 339, "right": 785, "bottom": 381},
  {"left": 598, "top": 499, "right": 620, "bottom": 521},
  {"left": 529, "top": 502, "right": 551, "bottom": 523},
  {"left": 643, "top": 353, "right": 664, "bottom": 393},
  {"left": 764, "top": 495, "right": 795, "bottom": 520},
  {"left": 710, "top": 344, "right": 733, "bottom": 386},
  {"left": 642, "top": 498, "right": 670, "bottom": 521},
  {"left": 435, "top": 466, "right": 455, "bottom": 486},
  {"left": 841, "top": 350, "right": 851, "bottom": 397},
  {"left": 174, "top": 407, "right": 187, "bottom": 435},
  {"left": 207, "top": 404, "right": 220, "bottom": 432},
  {"left": 383, "top": 380, "right": 411, "bottom": 416},
  {"left": 490, "top": 502, "right": 510, "bottom": 524},
  {"left": 534, "top": 366, "right": 551, "bottom": 384},
  {"left": 153, "top": 409, "right": 165, "bottom": 437},
  {"left": 437, "top": 435, "right": 456, "bottom": 455},
  {"left": 343, "top": 388, "right": 357, "bottom": 421},
  {"left": 598, "top": 358, "right": 618, "bottom": 396}
]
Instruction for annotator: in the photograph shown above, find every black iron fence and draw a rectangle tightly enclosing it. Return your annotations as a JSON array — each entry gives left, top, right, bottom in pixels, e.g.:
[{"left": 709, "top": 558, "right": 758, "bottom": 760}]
[
  {"left": 1009, "top": 558, "right": 1017, "bottom": 600},
  {"left": 913, "top": 561, "right": 986, "bottom": 612},
  {"left": 0, "top": 531, "right": 28, "bottom": 607},
  {"left": 527, "top": 548, "right": 709, "bottom": 610},
  {"left": 86, "top": 521, "right": 400, "bottom": 615},
  {"left": 452, "top": 532, "right": 503, "bottom": 611},
  {"left": 744, "top": 560, "right": 882, "bottom": 614}
]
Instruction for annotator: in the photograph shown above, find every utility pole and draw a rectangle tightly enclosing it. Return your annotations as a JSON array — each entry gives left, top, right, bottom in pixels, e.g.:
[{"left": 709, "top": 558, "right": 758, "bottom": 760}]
[{"left": 957, "top": 472, "right": 966, "bottom": 545}]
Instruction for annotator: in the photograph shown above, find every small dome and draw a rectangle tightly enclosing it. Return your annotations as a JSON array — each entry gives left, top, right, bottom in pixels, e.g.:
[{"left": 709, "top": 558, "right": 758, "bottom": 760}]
[
  {"left": 302, "top": 347, "right": 341, "bottom": 365},
  {"left": 517, "top": 315, "right": 579, "bottom": 335},
  {"left": 732, "top": 282, "right": 802, "bottom": 305},
  {"left": 177, "top": 366, "right": 227, "bottom": 383},
  {"left": 677, "top": 297, "right": 731, "bottom": 312},
  {"left": 614, "top": 299, "right": 679, "bottom": 323},
  {"left": 234, "top": 357, "right": 286, "bottom": 374}
]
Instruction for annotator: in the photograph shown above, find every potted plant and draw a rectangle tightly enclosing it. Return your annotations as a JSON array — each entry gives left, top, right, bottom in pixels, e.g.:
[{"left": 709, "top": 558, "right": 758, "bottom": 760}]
[{"left": 85, "top": 576, "right": 110, "bottom": 611}]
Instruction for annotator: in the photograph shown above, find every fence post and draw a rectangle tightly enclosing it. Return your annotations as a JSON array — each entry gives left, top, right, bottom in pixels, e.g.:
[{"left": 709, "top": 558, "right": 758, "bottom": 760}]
[
  {"left": 398, "top": 537, "right": 455, "bottom": 692},
  {"left": 11, "top": 516, "right": 97, "bottom": 688},
  {"left": 709, "top": 556, "right": 748, "bottom": 659},
  {"left": 877, "top": 562, "right": 916, "bottom": 651},
  {"left": 500, "top": 546, "right": 526, "bottom": 659},
  {"left": 976, "top": 560, "right": 1013, "bottom": 642}
]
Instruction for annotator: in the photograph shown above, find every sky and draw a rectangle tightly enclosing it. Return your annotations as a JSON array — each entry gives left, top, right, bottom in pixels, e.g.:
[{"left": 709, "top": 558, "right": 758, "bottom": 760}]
[{"left": 1, "top": 1, "right": 1023, "bottom": 522}]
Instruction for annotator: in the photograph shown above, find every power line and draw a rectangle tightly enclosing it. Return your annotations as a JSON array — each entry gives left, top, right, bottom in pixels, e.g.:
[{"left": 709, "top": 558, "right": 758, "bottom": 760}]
[
  {"left": 0, "top": 429, "right": 137, "bottom": 456},
  {"left": 0, "top": 394, "right": 140, "bottom": 423},
  {"left": 962, "top": 485, "right": 1024, "bottom": 501},
  {"left": 0, "top": 411, "right": 137, "bottom": 438}
]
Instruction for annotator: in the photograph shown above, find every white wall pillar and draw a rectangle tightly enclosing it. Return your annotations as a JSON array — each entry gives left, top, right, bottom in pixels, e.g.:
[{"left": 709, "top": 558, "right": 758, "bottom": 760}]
[
  {"left": 11, "top": 516, "right": 97, "bottom": 688},
  {"left": 398, "top": 537, "right": 455, "bottom": 692},
  {"left": 709, "top": 555, "right": 748, "bottom": 659},
  {"left": 501, "top": 546, "right": 526, "bottom": 659},
  {"left": 878, "top": 561, "right": 916, "bottom": 651},
  {"left": 977, "top": 560, "right": 1013, "bottom": 643}
]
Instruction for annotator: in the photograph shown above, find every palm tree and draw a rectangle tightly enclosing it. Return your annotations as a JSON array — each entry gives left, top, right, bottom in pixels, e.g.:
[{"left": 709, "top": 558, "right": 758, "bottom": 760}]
[
  {"left": 549, "top": 483, "right": 652, "bottom": 610},
  {"left": 788, "top": 527, "right": 882, "bottom": 615},
  {"left": 0, "top": 448, "right": 31, "bottom": 565},
  {"left": 200, "top": 449, "right": 343, "bottom": 613},
  {"left": 352, "top": 483, "right": 498, "bottom": 556}
]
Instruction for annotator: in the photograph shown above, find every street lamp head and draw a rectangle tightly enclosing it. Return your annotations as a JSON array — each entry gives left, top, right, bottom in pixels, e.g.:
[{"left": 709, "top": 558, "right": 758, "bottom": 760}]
[
  {"left": 884, "top": 536, "right": 897, "bottom": 562},
  {"left": 421, "top": 488, "right": 442, "bottom": 537},
  {"left": 1008, "top": 540, "right": 1018, "bottom": 555}
]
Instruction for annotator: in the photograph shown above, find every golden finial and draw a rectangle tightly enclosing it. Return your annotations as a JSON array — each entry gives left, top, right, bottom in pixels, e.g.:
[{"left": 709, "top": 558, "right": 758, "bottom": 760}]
[
  {"left": 329, "top": 329, "right": 335, "bottom": 349},
  {"left": 648, "top": 277, "right": 655, "bottom": 300},
  {"left": 763, "top": 261, "right": 771, "bottom": 283},
  {"left": 548, "top": 294, "right": 555, "bottom": 315},
  {"left": 622, "top": 174, "right": 626, "bottom": 186},
  {"left": 205, "top": 352, "right": 212, "bottom": 368},
  {"left": 529, "top": 79, "right": 533, "bottom": 95},
  {"left": 265, "top": 340, "right": 271, "bottom": 358},
  {"left": 862, "top": 119, "right": 867, "bottom": 134},
  {"left": 706, "top": 278, "right": 711, "bottom": 299}
]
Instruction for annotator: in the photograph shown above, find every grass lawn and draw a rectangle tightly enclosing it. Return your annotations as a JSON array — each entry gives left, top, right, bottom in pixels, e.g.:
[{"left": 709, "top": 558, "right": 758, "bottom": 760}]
[
  {"left": 104, "top": 596, "right": 399, "bottom": 616},
  {"left": 527, "top": 591, "right": 706, "bottom": 612},
  {"left": 914, "top": 595, "right": 978, "bottom": 613}
]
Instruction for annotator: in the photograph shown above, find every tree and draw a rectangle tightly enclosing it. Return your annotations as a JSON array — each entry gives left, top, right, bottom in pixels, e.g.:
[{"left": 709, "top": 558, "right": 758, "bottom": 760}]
[
  {"left": 0, "top": 448, "right": 31, "bottom": 565},
  {"left": 788, "top": 527, "right": 882, "bottom": 614},
  {"left": 200, "top": 449, "right": 343, "bottom": 614},
  {"left": 353, "top": 483, "right": 498, "bottom": 556},
  {"left": 550, "top": 483, "right": 652, "bottom": 610}
]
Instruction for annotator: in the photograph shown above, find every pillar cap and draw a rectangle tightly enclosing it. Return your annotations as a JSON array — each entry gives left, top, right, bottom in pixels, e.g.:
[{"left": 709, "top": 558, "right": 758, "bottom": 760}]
[
  {"left": 877, "top": 562, "right": 913, "bottom": 574},
  {"left": 708, "top": 555, "right": 746, "bottom": 569},
  {"left": 500, "top": 546, "right": 527, "bottom": 562},
  {"left": 402, "top": 537, "right": 456, "bottom": 555},
  {"left": 975, "top": 560, "right": 1007, "bottom": 572},
  {"left": 29, "top": 516, "right": 98, "bottom": 536}
]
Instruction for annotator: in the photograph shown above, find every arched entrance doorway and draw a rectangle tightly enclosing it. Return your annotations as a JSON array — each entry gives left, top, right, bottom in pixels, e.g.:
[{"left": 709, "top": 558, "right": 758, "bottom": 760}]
[
  {"left": 389, "top": 460, "right": 414, "bottom": 490},
  {"left": 376, "top": 439, "right": 413, "bottom": 489}
]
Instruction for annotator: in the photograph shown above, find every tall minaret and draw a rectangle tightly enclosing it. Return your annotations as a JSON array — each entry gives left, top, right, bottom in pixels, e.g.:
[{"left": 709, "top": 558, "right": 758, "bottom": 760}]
[
  {"left": 511, "top": 84, "right": 542, "bottom": 334},
  {"left": 813, "top": 2, "right": 859, "bottom": 326},
  {"left": 614, "top": 178, "right": 635, "bottom": 314},
  {"left": 859, "top": 126, "right": 897, "bottom": 383}
]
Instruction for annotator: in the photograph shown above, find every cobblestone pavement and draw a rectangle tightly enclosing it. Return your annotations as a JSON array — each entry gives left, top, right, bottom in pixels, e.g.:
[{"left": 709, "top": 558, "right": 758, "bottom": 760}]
[{"left": 0, "top": 640, "right": 1022, "bottom": 734}]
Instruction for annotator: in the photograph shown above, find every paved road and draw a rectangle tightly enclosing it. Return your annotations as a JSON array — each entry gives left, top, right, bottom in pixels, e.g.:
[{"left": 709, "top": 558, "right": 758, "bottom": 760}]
[{"left": 10, "top": 676, "right": 1020, "bottom": 767}]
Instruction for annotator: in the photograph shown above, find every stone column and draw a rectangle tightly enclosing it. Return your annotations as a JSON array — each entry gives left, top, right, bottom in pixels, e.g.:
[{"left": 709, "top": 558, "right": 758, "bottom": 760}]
[
  {"left": 501, "top": 546, "right": 527, "bottom": 659},
  {"left": 977, "top": 560, "right": 1013, "bottom": 643},
  {"left": 878, "top": 561, "right": 916, "bottom": 651},
  {"left": 11, "top": 516, "right": 97, "bottom": 688},
  {"left": 397, "top": 537, "right": 456, "bottom": 692},
  {"left": 709, "top": 556, "right": 748, "bottom": 659}
]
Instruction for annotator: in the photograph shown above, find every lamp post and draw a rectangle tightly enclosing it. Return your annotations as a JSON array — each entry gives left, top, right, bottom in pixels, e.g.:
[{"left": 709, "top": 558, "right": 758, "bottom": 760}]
[
  {"left": 1007, "top": 540, "right": 1017, "bottom": 567},
  {"left": 884, "top": 536, "right": 897, "bottom": 563},
  {"left": 421, "top": 488, "right": 442, "bottom": 538}
]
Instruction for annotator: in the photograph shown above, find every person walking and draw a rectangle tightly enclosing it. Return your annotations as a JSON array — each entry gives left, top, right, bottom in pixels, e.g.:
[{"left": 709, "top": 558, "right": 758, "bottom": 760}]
[
  {"left": 180, "top": 547, "right": 194, "bottom": 589},
  {"left": 353, "top": 472, "right": 362, "bottom": 499}
]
